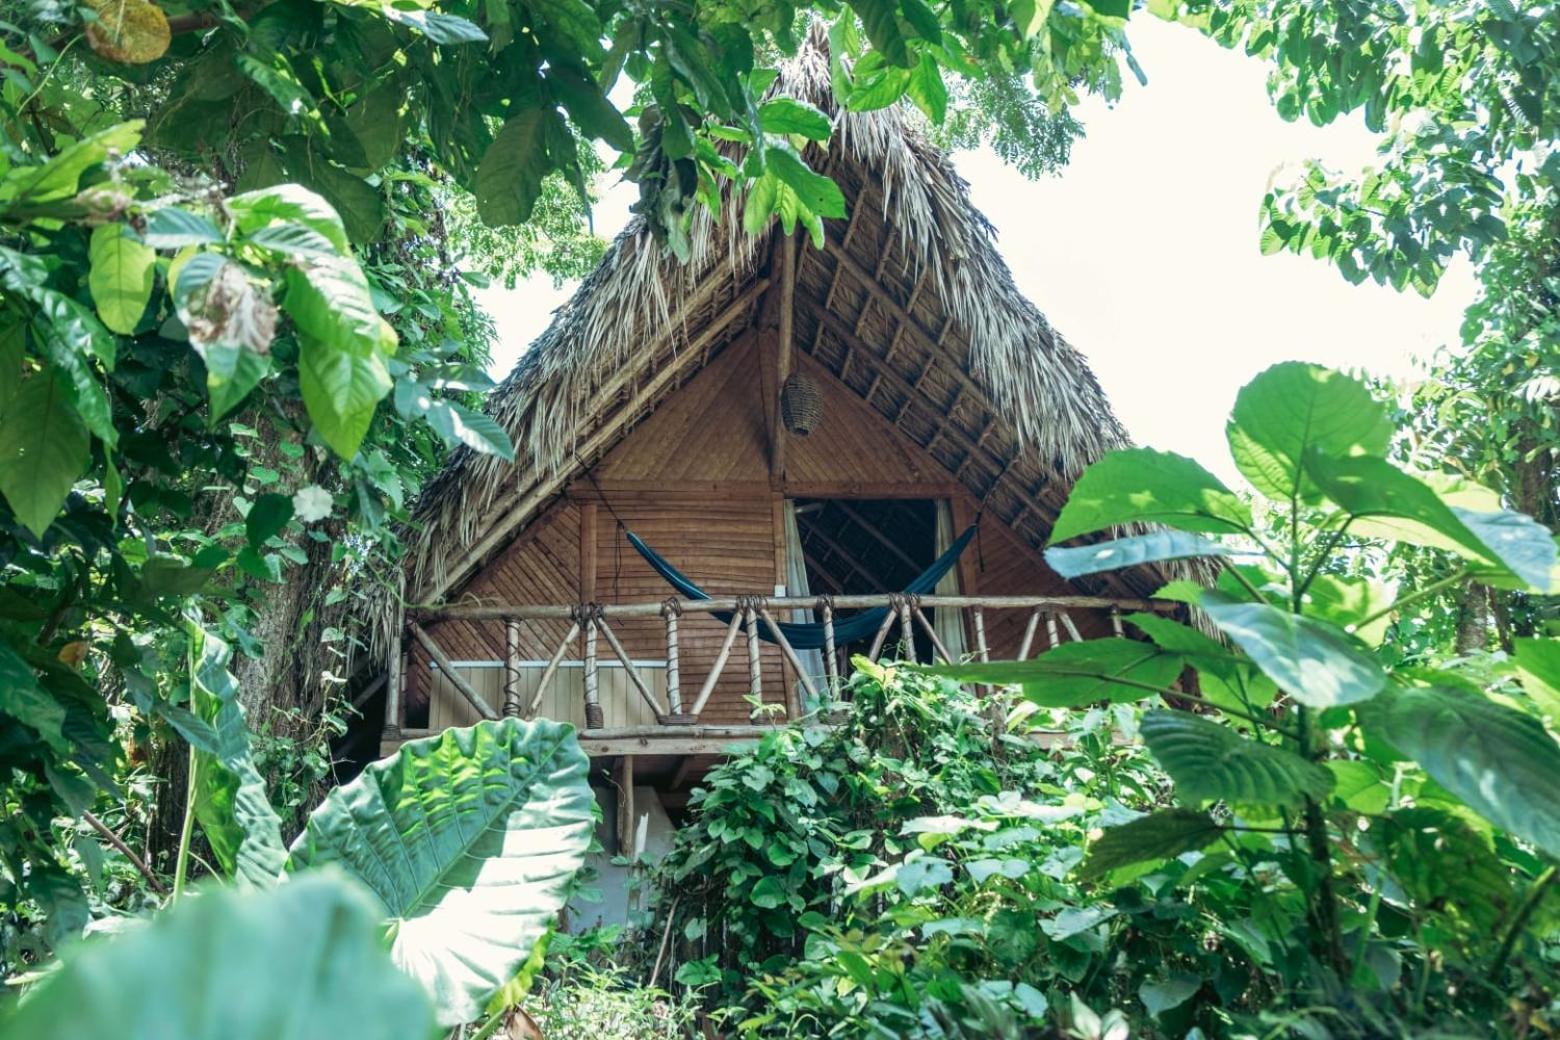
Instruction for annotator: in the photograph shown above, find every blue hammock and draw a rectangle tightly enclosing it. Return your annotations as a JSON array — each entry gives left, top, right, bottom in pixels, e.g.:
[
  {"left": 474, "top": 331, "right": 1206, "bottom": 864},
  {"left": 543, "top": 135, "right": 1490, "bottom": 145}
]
[{"left": 625, "top": 524, "right": 978, "bottom": 651}]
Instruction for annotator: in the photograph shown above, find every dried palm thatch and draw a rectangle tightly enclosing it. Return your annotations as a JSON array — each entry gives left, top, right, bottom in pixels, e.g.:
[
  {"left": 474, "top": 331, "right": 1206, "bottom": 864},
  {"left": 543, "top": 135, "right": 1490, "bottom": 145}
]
[{"left": 384, "top": 36, "right": 1158, "bottom": 650}]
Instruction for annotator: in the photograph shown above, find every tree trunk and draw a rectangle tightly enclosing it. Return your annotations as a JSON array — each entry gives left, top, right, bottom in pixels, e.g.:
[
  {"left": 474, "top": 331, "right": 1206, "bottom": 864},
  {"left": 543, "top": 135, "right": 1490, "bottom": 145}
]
[{"left": 1453, "top": 581, "right": 1489, "bottom": 654}]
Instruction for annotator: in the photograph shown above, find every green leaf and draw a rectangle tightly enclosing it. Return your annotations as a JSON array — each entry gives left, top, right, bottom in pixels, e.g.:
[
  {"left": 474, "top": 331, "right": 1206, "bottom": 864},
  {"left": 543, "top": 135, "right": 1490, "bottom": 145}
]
[
  {"left": 1226, "top": 362, "right": 1391, "bottom": 504},
  {"left": 765, "top": 145, "right": 846, "bottom": 220},
  {"left": 87, "top": 224, "right": 155, "bottom": 334},
  {"left": 142, "top": 206, "right": 223, "bottom": 248},
  {"left": 287, "top": 718, "right": 595, "bottom": 1026},
  {"left": 759, "top": 98, "right": 833, "bottom": 141},
  {"left": 188, "top": 620, "right": 288, "bottom": 887},
  {"left": 1141, "top": 709, "right": 1334, "bottom": 808},
  {"left": 1326, "top": 759, "right": 1389, "bottom": 814},
  {"left": 0, "top": 638, "right": 65, "bottom": 749},
  {"left": 1306, "top": 453, "right": 1557, "bottom": 593},
  {"left": 1050, "top": 448, "right": 1251, "bottom": 543},
  {"left": 528, "top": 0, "right": 605, "bottom": 61},
  {"left": 1201, "top": 593, "right": 1386, "bottom": 707},
  {"left": 1371, "top": 806, "right": 1514, "bottom": 933},
  {"left": 1302, "top": 573, "right": 1394, "bottom": 647},
  {"left": 425, "top": 399, "right": 516, "bottom": 460},
  {"left": 743, "top": 172, "right": 779, "bottom": 236},
  {"left": 0, "top": 371, "right": 89, "bottom": 538},
  {"left": 282, "top": 253, "right": 383, "bottom": 356},
  {"left": 905, "top": 51, "right": 948, "bottom": 123},
  {"left": 847, "top": 0, "right": 911, "bottom": 66},
  {"left": 228, "top": 184, "right": 350, "bottom": 253},
  {"left": 1358, "top": 685, "right": 1560, "bottom": 858},
  {"left": 246, "top": 493, "right": 294, "bottom": 548},
  {"left": 1139, "top": 972, "right": 1202, "bottom": 1018},
  {"left": 1046, "top": 530, "right": 1229, "bottom": 579},
  {"left": 750, "top": 874, "right": 787, "bottom": 909},
  {"left": 1513, "top": 638, "right": 1560, "bottom": 720},
  {"left": 0, "top": 120, "right": 143, "bottom": 207},
  {"left": 0, "top": 873, "right": 434, "bottom": 1039},
  {"left": 380, "top": 6, "right": 488, "bottom": 43},
  {"left": 1078, "top": 808, "right": 1224, "bottom": 880},
  {"left": 926, "top": 638, "right": 1183, "bottom": 706},
  {"left": 201, "top": 343, "right": 271, "bottom": 419},
  {"left": 476, "top": 108, "right": 554, "bottom": 226},
  {"left": 547, "top": 65, "right": 633, "bottom": 151},
  {"left": 298, "top": 334, "right": 393, "bottom": 459}
]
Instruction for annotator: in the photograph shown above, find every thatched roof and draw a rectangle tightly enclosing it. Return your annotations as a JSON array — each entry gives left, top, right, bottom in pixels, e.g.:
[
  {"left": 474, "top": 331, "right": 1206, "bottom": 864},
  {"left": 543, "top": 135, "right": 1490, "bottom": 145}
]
[{"left": 398, "top": 38, "right": 1142, "bottom": 623}]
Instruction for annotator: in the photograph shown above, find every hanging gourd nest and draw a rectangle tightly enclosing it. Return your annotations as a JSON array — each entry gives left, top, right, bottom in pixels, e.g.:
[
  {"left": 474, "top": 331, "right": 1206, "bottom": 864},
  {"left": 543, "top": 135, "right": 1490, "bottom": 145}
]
[{"left": 780, "top": 372, "right": 822, "bottom": 436}]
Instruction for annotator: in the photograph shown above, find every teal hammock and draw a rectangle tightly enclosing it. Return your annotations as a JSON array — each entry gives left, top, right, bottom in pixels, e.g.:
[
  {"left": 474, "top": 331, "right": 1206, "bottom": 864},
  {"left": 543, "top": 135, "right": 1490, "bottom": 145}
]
[{"left": 624, "top": 524, "right": 978, "bottom": 651}]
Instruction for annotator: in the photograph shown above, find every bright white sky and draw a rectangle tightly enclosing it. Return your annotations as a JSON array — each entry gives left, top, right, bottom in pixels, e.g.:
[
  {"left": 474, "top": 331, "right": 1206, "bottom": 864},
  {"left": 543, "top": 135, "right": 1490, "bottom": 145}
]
[{"left": 474, "top": 18, "right": 1477, "bottom": 485}]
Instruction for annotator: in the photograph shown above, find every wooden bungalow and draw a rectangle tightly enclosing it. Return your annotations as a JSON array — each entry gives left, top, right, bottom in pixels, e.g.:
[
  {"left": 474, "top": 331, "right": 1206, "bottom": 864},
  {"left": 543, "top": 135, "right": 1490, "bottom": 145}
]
[{"left": 366, "top": 44, "right": 1178, "bottom": 833}]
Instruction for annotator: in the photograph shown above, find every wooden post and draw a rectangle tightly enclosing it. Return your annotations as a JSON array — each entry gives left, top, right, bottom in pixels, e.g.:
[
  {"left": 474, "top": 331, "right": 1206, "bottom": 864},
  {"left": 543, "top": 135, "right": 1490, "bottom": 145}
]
[
  {"left": 867, "top": 608, "right": 896, "bottom": 662},
  {"left": 759, "top": 607, "right": 816, "bottom": 715},
  {"left": 769, "top": 233, "right": 796, "bottom": 484},
  {"left": 973, "top": 607, "right": 990, "bottom": 662},
  {"left": 912, "top": 606, "right": 954, "bottom": 664},
  {"left": 691, "top": 611, "right": 745, "bottom": 716},
  {"left": 821, "top": 601, "right": 838, "bottom": 691},
  {"left": 383, "top": 622, "right": 404, "bottom": 738},
  {"left": 744, "top": 605, "right": 763, "bottom": 712},
  {"left": 615, "top": 755, "right": 636, "bottom": 857},
  {"left": 1059, "top": 612, "right": 1083, "bottom": 642},
  {"left": 663, "top": 604, "right": 684, "bottom": 716},
  {"left": 897, "top": 597, "right": 916, "bottom": 661},
  {"left": 1046, "top": 612, "right": 1061, "bottom": 649},
  {"left": 597, "top": 615, "right": 664, "bottom": 717},
  {"left": 583, "top": 615, "right": 602, "bottom": 729},
  {"left": 530, "top": 620, "right": 579, "bottom": 717},
  {"left": 1110, "top": 607, "right": 1124, "bottom": 637},
  {"left": 503, "top": 618, "right": 522, "bottom": 718},
  {"left": 408, "top": 621, "right": 497, "bottom": 722},
  {"left": 1018, "top": 609, "right": 1041, "bottom": 661}
]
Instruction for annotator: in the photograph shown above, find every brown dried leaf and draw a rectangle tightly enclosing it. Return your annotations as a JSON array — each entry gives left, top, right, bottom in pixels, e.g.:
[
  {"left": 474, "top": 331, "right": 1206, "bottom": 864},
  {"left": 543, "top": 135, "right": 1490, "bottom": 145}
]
[
  {"left": 86, "top": 0, "right": 171, "bottom": 65},
  {"left": 182, "top": 261, "right": 278, "bottom": 355}
]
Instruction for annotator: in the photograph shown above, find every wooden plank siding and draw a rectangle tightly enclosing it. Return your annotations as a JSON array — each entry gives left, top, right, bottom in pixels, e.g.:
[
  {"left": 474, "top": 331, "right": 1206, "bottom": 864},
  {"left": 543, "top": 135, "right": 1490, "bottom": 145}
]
[{"left": 406, "top": 331, "right": 1104, "bottom": 730}]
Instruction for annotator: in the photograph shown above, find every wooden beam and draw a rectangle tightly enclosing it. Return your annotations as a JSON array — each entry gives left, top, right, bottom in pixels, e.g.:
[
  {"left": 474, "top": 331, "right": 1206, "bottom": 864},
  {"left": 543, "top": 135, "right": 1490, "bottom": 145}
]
[
  {"left": 415, "top": 279, "right": 770, "bottom": 604},
  {"left": 769, "top": 233, "right": 797, "bottom": 484},
  {"left": 949, "top": 495, "right": 979, "bottom": 597},
  {"left": 407, "top": 622, "right": 498, "bottom": 721},
  {"left": 614, "top": 755, "right": 636, "bottom": 856},
  {"left": 800, "top": 523, "right": 889, "bottom": 591}
]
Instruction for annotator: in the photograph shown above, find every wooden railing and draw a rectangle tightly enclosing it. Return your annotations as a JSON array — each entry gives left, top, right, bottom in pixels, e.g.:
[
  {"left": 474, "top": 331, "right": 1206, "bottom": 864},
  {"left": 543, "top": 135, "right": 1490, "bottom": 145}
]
[{"left": 386, "top": 593, "right": 1176, "bottom": 742}]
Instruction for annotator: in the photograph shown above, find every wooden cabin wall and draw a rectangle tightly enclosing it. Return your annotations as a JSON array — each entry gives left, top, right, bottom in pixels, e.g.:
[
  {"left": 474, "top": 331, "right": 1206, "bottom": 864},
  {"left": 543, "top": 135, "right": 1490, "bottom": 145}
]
[{"left": 407, "top": 332, "right": 1110, "bottom": 728}]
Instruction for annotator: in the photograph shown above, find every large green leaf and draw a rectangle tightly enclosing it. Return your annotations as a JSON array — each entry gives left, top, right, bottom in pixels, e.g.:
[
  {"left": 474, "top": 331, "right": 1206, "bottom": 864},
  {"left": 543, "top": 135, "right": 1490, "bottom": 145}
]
[
  {"left": 425, "top": 399, "right": 516, "bottom": 460},
  {"left": 1306, "top": 453, "right": 1557, "bottom": 593},
  {"left": 0, "top": 638, "right": 65, "bottom": 749},
  {"left": 187, "top": 620, "right": 287, "bottom": 887},
  {"left": 1200, "top": 593, "right": 1386, "bottom": 707},
  {"left": 298, "top": 333, "right": 393, "bottom": 459},
  {"left": 0, "top": 371, "right": 89, "bottom": 538},
  {"left": 87, "top": 224, "right": 155, "bottom": 334},
  {"left": 758, "top": 97, "right": 833, "bottom": 140},
  {"left": 282, "top": 254, "right": 383, "bottom": 357},
  {"left": 1049, "top": 448, "right": 1252, "bottom": 543},
  {"left": 1358, "top": 685, "right": 1560, "bottom": 858},
  {"left": 228, "top": 183, "right": 350, "bottom": 253},
  {"left": 847, "top": 0, "right": 911, "bottom": 66},
  {"left": 927, "top": 638, "right": 1184, "bottom": 707},
  {"left": 1077, "top": 808, "right": 1225, "bottom": 880},
  {"left": 1141, "top": 709, "right": 1334, "bottom": 808},
  {"left": 1512, "top": 637, "right": 1560, "bottom": 720},
  {"left": 1046, "top": 531, "right": 1229, "bottom": 579},
  {"left": 287, "top": 718, "right": 596, "bottom": 1026},
  {"left": 0, "top": 873, "right": 433, "bottom": 1039},
  {"left": 0, "top": 120, "right": 144, "bottom": 207},
  {"left": 1370, "top": 806, "right": 1514, "bottom": 933},
  {"left": 1226, "top": 362, "right": 1391, "bottom": 504},
  {"left": 475, "top": 107, "right": 553, "bottom": 226},
  {"left": 1126, "top": 611, "right": 1275, "bottom": 713}
]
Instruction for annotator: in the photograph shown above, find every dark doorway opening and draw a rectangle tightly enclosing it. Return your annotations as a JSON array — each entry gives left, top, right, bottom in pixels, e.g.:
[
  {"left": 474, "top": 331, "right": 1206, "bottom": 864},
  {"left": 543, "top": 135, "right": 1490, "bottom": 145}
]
[{"left": 792, "top": 498, "right": 943, "bottom": 661}]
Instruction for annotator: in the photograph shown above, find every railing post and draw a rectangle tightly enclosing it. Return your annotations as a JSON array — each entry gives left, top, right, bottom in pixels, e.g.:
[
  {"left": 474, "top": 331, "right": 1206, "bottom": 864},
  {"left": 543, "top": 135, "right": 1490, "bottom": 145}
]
[
  {"left": 1110, "top": 607, "right": 1124, "bottom": 637},
  {"left": 582, "top": 606, "right": 603, "bottom": 729},
  {"left": 383, "top": 617, "right": 404, "bottom": 740},
  {"left": 973, "top": 607, "right": 990, "bottom": 663},
  {"left": 662, "top": 600, "right": 685, "bottom": 718},
  {"left": 1045, "top": 612, "right": 1061, "bottom": 649},
  {"left": 743, "top": 599, "right": 763, "bottom": 714},
  {"left": 896, "top": 594, "right": 916, "bottom": 661},
  {"left": 503, "top": 618, "right": 522, "bottom": 718},
  {"left": 1018, "top": 608, "right": 1040, "bottom": 660},
  {"left": 530, "top": 620, "right": 580, "bottom": 718},
  {"left": 819, "top": 597, "right": 838, "bottom": 691}
]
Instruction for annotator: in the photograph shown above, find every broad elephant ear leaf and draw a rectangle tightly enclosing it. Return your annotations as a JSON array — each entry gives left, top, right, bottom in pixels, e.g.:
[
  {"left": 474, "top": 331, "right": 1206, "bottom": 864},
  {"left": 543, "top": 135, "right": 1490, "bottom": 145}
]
[
  {"left": 286, "top": 718, "right": 595, "bottom": 1027},
  {"left": 0, "top": 872, "right": 433, "bottom": 1039}
]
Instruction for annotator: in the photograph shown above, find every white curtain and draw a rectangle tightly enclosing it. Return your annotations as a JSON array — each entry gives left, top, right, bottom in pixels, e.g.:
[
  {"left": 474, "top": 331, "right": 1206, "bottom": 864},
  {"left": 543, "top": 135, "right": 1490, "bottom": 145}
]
[
  {"left": 933, "top": 500, "right": 968, "bottom": 661},
  {"left": 782, "top": 501, "right": 828, "bottom": 705}
]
